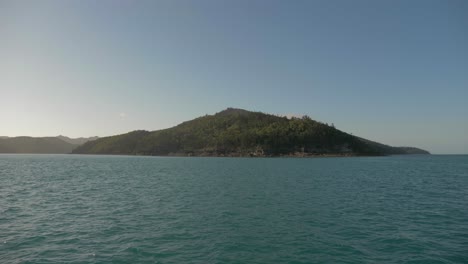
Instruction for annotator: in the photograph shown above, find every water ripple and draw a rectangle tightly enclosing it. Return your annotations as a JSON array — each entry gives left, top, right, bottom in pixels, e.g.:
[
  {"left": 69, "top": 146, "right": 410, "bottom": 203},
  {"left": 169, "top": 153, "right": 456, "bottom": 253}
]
[{"left": 0, "top": 154, "right": 467, "bottom": 263}]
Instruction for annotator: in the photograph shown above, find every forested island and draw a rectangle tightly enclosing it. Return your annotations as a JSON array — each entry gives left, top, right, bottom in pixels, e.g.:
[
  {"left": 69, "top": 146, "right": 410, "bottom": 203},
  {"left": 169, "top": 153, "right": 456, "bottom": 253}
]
[{"left": 72, "top": 108, "right": 429, "bottom": 157}]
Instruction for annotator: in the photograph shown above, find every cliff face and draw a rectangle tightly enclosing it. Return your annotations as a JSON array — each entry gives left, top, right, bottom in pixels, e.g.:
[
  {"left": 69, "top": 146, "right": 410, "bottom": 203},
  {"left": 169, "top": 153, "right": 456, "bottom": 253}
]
[{"left": 72, "top": 108, "right": 429, "bottom": 156}]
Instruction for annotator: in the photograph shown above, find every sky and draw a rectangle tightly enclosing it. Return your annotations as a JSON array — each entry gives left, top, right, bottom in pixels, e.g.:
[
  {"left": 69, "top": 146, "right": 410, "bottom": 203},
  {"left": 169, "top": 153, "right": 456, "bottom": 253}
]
[{"left": 1, "top": 0, "right": 467, "bottom": 154}]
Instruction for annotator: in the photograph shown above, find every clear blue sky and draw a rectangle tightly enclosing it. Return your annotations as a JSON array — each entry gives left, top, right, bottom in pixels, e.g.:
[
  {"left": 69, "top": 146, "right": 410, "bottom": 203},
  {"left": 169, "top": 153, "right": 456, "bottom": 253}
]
[{"left": 1, "top": 0, "right": 467, "bottom": 154}]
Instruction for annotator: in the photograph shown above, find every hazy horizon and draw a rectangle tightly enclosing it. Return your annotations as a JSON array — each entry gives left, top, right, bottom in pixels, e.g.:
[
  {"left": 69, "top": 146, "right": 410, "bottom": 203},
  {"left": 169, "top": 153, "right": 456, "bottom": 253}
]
[{"left": 1, "top": 0, "right": 467, "bottom": 154}]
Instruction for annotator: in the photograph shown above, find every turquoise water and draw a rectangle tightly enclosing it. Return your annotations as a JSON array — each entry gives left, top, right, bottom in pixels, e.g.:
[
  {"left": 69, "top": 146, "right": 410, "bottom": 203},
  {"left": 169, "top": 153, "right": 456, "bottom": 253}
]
[{"left": 0, "top": 155, "right": 467, "bottom": 263}]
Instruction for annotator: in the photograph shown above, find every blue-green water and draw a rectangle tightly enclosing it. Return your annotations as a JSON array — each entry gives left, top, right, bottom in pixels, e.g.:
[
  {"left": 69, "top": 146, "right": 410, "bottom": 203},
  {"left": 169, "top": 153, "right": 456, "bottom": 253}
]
[{"left": 1, "top": 155, "right": 467, "bottom": 263}]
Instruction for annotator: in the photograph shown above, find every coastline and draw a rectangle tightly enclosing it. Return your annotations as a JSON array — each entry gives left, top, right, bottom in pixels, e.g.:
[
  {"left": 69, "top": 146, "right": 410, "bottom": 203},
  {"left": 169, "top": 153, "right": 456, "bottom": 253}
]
[{"left": 68, "top": 152, "right": 387, "bottom": 158}]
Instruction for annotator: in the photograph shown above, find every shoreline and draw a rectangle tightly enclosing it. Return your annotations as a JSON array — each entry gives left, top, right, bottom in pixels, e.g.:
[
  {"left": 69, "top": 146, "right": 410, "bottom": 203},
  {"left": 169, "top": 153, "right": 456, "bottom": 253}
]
[
  {"left": 0, "top": 152, "right": 433, "bottom": 158},
  {"left": 68, "top": 152, "right": 386, "bottom": 158}
]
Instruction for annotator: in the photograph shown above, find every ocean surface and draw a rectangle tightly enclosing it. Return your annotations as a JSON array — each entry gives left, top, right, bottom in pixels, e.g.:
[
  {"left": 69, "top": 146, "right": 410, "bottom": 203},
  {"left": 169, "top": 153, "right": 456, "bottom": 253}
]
[{"left": 0, "top": 154, "right": 467, "bottom": 263}]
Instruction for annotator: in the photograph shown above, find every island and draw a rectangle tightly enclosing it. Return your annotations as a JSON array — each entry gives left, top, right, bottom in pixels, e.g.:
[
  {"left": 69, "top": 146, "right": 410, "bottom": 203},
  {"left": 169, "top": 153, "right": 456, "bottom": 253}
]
[{"left": 72, "top": 108, "right": 429, "bottom": 157}]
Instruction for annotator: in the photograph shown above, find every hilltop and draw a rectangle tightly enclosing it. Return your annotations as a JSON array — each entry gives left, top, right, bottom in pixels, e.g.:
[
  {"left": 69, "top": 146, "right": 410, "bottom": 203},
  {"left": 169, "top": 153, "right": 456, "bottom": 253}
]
[{"left": 72, "top": 108, "right": 429, "bottom": 157}]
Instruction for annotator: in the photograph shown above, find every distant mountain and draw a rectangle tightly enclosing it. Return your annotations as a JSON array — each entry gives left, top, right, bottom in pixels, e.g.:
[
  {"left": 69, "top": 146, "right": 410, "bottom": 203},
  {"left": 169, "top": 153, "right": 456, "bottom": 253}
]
[
  {"left": 0, "top": 137, "right": 76, "bottom": 154},
  {"left": 73, "top": 108, "right": 429, "bottom": 156},
  {"left": 57, "top": 135, "right": 99, "bottom": 145},
  {"left": 0, "top": 136, "right": 98, "bottom": 154}
]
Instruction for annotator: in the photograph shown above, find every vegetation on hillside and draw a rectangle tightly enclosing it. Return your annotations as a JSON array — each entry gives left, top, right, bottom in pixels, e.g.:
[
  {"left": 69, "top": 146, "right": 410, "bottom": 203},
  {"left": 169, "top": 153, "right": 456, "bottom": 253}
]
[{"left": 72, "top": 108, "right": 429, "bottom": 156}]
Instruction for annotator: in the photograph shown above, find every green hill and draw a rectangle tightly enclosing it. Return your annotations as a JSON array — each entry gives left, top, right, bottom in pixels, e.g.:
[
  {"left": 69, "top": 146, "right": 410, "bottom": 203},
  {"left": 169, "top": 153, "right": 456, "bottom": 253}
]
[{"left": 72, "top": 108, "right": 429, "bottom": 156}]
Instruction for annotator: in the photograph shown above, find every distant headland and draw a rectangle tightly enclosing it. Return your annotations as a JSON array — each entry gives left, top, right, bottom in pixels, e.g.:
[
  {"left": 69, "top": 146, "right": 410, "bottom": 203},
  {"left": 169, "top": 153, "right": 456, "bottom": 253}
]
[{"left": 0, "top": 136, "right": 98, "bottom": 154}]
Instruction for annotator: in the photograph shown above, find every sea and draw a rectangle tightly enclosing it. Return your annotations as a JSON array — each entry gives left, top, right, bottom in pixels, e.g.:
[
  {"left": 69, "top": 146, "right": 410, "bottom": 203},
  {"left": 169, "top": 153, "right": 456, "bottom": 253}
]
[{"left": 0, "top": 154, "right": 467, "bottom": 263}]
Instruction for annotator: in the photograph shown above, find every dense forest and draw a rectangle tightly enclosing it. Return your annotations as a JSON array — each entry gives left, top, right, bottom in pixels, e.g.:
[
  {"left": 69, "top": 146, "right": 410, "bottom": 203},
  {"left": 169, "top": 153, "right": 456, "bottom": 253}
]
[{"left": 72, "top": 108, "right": 429, "bottom": 156}]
